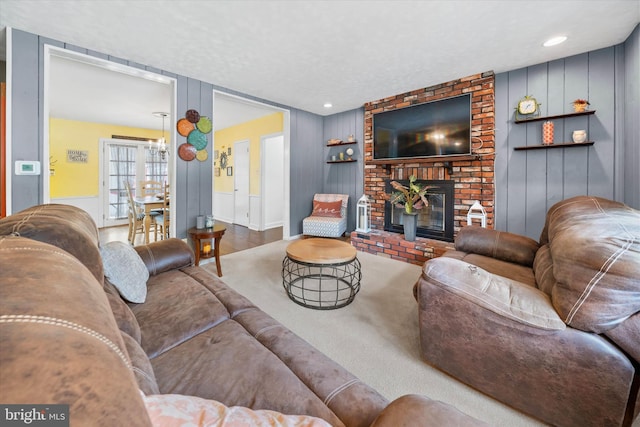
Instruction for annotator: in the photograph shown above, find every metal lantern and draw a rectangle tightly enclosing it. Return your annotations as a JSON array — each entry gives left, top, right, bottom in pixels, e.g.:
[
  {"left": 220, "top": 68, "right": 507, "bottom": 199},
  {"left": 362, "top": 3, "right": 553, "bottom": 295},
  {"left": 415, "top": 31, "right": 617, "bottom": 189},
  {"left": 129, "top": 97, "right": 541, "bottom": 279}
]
[
  {"left": 466, "top": 200, "right": 487, "bottom": 228},
  {"left": 356, "top": 194, "right": 371, "bottom": 233}
]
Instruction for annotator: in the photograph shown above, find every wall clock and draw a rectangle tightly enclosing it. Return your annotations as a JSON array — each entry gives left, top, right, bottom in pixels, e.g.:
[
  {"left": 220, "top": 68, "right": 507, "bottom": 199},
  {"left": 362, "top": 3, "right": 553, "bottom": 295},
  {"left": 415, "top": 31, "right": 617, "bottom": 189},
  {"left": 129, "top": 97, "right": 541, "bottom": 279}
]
[
  {"left": 220, "top": 152, "right": 228, "bottom": 169},
  {"left": 515, "top": 95, "right": 541, "bottom": 120}
]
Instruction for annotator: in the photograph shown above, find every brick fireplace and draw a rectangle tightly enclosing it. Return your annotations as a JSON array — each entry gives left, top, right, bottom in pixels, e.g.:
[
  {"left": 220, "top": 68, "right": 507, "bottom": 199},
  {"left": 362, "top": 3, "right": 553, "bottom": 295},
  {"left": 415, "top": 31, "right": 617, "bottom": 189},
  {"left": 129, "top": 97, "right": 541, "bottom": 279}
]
[{"left": 351, "top": 72, "right": 496, "bottom": 265}]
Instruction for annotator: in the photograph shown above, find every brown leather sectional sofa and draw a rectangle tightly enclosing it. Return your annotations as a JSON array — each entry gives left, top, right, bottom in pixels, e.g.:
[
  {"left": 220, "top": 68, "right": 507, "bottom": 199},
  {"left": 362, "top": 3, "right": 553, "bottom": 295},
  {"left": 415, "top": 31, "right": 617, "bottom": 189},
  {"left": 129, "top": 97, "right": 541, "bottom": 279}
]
[
  {"left": 0, "top": 204, "right": 485, "bottom": 427},
  {"left": 415, "top": 196, "right": 640, "bottom": 427}
]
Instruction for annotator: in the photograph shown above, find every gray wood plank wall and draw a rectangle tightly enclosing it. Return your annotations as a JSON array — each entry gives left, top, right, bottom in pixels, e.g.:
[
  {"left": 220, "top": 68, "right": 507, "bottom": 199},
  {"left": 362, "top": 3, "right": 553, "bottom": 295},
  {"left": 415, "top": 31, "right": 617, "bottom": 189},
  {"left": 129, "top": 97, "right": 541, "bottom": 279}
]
[
  {"left": 494, "top": 40, "right": 637, "bottom": 240},
  {"left": 322, "top": 108, "right": 365, "bottom": 232}
]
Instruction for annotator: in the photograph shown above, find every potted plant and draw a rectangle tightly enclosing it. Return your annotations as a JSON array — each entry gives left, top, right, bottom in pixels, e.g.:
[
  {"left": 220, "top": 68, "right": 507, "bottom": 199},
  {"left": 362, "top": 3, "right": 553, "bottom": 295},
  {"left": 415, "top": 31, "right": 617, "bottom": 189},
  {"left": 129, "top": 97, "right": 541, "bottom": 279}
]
[
  {"left": 389, "top": 175, "right": 431, "bottom": 241},
  {"left": 572, "top": 99, "right": 590, "bottom": 113}
]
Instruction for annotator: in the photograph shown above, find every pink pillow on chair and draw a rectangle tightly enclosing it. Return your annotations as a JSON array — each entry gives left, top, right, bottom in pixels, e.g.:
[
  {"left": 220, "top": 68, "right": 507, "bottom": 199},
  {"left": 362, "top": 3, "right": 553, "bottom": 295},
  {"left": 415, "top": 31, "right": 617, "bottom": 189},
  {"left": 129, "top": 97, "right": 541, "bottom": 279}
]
[{"left": 312, "top": 200, "right": 342, "bottom": 218}]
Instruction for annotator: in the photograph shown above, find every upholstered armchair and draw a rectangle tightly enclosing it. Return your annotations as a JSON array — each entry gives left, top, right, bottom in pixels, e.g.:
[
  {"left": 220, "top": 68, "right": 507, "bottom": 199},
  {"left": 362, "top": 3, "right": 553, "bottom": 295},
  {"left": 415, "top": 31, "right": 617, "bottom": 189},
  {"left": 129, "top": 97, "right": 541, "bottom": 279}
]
[{"left": 302, "top": 194, "right": 349, "bottom": 238}]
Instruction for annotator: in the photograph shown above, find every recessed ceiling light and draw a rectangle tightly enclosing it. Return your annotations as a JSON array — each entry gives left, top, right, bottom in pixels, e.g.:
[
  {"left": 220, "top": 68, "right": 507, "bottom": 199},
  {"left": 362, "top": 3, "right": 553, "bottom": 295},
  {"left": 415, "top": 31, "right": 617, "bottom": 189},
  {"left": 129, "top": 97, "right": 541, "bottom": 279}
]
[
  {"left": 543, "top": 36, "right": 567, "bottom": 47},
  {"left": 323, "top": 103, "right": 333, "bottom": 108}
]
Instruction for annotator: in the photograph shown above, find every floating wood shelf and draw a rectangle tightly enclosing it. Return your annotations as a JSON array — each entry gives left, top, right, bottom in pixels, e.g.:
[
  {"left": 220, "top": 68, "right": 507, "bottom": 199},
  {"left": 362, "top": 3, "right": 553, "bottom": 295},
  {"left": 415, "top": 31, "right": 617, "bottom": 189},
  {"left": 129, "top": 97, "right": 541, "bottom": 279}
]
[
  {"left": 327, "top": 159, "right": 357, "bottom": 164},
  {"left": 514, "top": 110, "right": 596, "bottom": 124},
  {"left": 327, "top": 141, "right": 357, "bottom": 147},
  {"left": 514, "top": 141, "right": 595, "bottom": 151}
]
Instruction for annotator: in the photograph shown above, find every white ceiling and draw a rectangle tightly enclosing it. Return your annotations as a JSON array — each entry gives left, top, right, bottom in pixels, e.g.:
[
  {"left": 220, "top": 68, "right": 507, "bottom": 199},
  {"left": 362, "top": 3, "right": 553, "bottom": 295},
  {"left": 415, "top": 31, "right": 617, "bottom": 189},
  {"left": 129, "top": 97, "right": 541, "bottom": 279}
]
[{"left": 1, "top": 0, "right": 639, "bottom": 130}]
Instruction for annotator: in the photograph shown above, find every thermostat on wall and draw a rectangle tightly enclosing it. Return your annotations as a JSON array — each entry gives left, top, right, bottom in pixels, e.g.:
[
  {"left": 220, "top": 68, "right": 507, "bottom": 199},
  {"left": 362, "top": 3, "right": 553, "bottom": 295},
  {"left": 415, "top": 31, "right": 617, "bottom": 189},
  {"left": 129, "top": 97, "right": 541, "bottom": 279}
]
[{"left": 15, "top": 161, "right": 41, "bottom": 175}]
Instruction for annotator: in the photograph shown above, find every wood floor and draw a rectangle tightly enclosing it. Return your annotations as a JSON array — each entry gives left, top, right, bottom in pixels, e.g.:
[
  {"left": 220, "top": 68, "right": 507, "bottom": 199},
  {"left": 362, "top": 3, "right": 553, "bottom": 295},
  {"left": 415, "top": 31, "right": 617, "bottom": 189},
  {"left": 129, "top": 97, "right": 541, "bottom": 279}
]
[{"left": 99, "top": 221, "right": 283, "bottom": 256}]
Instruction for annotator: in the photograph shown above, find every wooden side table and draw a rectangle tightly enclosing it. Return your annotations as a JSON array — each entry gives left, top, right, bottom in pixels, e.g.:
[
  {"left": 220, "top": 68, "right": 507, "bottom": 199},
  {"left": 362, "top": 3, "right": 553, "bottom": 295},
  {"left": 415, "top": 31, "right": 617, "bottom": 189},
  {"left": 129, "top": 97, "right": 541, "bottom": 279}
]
[{"left": 188, "top": 224, "right": 227, "bottom": 275}]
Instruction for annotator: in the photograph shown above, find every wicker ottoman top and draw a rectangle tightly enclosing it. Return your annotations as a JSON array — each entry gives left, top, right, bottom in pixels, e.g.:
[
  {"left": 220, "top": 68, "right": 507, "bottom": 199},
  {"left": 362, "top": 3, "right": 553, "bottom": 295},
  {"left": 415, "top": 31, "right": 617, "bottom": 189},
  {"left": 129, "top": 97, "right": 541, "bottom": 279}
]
[{"left": 286, "top": 238, "right": 356, "bottom": 265}]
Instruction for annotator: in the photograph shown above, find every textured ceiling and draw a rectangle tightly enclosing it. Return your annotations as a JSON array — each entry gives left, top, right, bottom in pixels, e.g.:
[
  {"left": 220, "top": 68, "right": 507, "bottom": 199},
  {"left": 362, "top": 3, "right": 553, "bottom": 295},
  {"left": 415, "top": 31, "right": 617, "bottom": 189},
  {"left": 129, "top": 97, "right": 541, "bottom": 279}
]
[{"left": 1, "top": 0, "right": 639, "bottom": 122}]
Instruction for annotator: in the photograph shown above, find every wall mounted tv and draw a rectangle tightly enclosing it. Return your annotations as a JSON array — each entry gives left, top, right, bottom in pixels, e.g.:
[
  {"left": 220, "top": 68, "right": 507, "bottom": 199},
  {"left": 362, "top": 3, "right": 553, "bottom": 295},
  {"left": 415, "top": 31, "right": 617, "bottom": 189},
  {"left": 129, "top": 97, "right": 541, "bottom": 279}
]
[{"left": 373, "top": 93, "right": 471, "bottom": 160}]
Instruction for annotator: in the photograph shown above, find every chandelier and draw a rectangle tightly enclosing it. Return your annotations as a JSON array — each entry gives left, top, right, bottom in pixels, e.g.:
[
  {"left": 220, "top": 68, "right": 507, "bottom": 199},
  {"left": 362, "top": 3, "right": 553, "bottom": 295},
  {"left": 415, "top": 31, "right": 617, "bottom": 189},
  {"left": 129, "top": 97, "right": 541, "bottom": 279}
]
[{"left": 150, "top": 112, "right": 169, "bottom": 160}]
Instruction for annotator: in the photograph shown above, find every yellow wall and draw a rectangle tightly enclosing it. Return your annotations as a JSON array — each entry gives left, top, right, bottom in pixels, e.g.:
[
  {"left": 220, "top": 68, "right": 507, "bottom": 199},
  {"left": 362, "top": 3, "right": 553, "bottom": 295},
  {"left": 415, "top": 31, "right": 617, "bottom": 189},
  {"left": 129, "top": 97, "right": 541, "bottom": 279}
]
[
  {"left": 49, "top": 118, "right": 167, "bottom": 198},
  {"left": 213, "top": 112, "right": 283, "bottom": 194}
]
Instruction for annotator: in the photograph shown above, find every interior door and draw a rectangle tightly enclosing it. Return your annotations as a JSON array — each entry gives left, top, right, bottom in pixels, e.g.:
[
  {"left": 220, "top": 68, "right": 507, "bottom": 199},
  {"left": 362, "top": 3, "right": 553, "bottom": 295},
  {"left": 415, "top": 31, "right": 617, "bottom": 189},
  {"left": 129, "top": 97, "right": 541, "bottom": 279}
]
[{"left": 233, "top": 140, "right": 250, "bottom": 227}]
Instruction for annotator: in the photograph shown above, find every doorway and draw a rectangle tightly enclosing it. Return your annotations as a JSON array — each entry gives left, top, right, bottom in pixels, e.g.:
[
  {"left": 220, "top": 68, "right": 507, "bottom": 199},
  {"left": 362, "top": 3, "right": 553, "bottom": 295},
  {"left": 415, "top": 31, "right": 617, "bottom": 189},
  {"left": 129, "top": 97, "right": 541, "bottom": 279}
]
[
  {"left": 43, "top": 46, "right": 175, "bottom": 230},
  {"left": 212, "top": 91, "right": 290, "bottom": 237}
]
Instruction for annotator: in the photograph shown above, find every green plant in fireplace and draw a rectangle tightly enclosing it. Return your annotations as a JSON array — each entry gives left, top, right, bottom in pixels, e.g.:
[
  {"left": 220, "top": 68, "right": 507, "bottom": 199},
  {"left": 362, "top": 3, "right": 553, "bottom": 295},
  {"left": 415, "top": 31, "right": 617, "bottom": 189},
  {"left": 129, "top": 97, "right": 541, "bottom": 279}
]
[{"left": 389, "top": 175, "right": 431, "bottom": 215}]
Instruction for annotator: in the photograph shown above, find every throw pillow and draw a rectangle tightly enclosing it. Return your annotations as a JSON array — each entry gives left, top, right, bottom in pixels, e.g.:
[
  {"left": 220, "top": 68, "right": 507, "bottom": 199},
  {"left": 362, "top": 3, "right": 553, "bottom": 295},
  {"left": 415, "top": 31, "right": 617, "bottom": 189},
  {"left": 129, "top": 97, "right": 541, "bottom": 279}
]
[
  {"left": 142, "top": 393, "right": 332, "bottom": 427},
  {"left": 312, "top": 200, "right": 342, "bottom": 218},
  {"left": 100, "top": 241, "right": 149, "bottom": 303}
]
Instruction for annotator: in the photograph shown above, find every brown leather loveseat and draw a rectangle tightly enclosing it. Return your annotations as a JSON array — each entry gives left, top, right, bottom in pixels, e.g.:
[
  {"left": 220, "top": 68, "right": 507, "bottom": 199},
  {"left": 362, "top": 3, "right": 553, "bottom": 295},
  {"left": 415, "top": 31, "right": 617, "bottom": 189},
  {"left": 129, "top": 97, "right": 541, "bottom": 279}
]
[
  {"left": 0, "top": 204, "right": 486, "bottom": 427},
  {"left": 414, "top": 196, "right": 640, "bottom": 427}
]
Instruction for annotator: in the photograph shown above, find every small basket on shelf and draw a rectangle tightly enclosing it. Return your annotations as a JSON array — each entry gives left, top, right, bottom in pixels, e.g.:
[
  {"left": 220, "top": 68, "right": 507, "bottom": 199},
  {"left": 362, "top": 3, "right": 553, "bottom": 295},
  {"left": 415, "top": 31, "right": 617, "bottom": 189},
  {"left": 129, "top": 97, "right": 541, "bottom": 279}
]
[{"left": 572, "top": 99, "right": 590, "bottom": 113}]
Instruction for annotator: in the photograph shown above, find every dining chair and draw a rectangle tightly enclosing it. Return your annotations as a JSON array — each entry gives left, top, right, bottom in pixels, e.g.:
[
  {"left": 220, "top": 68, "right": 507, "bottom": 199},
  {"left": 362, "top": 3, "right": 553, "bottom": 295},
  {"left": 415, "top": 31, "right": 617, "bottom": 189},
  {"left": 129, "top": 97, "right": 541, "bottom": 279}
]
[
  {"left": 153, "top": 183, "right": 170, "bottom": 241},
  {"left": 138, "top": 180, "right": 164, "bottom": 197},
  {"left": 124, "top": 180, "right": 145, "bottom": 245}
]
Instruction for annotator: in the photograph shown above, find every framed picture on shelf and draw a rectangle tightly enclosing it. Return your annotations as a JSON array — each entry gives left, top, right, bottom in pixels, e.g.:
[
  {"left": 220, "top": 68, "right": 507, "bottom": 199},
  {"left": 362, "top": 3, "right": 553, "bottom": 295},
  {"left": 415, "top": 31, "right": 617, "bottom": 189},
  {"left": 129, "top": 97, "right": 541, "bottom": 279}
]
[
  {"left": 227, "top": 147, "right": 232, "bottom": 155},
  {"left": 227, "top": 167, "right": 233, "bottom": 176}
]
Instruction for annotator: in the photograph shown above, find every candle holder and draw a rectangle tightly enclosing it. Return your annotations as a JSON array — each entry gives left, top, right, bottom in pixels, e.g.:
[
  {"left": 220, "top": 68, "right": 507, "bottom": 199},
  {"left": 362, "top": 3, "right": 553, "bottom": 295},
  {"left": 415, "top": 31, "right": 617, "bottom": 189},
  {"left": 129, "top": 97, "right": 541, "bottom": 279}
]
[
  {"left": 355, "top": 195, "right": 371, "bottom": 233},
  {"left": 203, "top": 243, "right": 211, "bottom": 256}
]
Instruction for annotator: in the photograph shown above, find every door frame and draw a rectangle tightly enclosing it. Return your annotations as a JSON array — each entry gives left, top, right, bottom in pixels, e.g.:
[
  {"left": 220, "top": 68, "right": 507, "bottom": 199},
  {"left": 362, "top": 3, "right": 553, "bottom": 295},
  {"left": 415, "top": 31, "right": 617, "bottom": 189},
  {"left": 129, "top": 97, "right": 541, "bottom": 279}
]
[
  {"left": 42, "top": 45, "right": 177, "bottom": 233},
  {"left": 212, "top": 91, "right": 291, "bottom": 239},
  {"left": 260, "top": 132, "right": 285, "bottom": 230}
]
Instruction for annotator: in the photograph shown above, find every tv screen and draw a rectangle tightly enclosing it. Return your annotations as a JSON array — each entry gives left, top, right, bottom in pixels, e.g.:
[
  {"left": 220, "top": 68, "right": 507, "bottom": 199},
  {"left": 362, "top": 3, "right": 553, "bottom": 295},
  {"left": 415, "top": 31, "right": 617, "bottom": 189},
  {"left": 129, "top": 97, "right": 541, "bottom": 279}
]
[{"left": 373, "top": 94, "right": 471, "bottom": 160}]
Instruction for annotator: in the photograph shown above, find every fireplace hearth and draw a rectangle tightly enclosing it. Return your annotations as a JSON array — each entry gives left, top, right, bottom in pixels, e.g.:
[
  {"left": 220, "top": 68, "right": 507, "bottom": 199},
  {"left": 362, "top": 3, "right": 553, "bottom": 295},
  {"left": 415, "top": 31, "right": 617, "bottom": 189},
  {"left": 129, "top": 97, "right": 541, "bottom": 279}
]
[{"left": 385, "top": 180, "right": 455, "bottom": 242}]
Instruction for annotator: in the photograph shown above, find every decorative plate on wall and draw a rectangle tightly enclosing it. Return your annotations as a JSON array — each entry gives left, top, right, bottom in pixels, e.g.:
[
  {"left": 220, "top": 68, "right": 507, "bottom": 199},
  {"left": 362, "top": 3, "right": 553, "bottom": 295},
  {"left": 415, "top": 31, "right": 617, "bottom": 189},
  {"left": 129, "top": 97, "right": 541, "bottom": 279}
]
[
  {"left": 187, "top": 129, "right": 207, "bottom": 150},
  {"left": 196, "top": 149, "right": 208, "bottom": 162},
  {"left": 185, "top": 109, "right": 201, "bottom": 123},
  {"left": 178, "top": 143, "right": 197, "bottom": 161},
  {"left": 177, "top": 118, "right": 195, "bottom": 137},
  {"left": 196, "top": 116, "right": 213, "bottom": 134}
]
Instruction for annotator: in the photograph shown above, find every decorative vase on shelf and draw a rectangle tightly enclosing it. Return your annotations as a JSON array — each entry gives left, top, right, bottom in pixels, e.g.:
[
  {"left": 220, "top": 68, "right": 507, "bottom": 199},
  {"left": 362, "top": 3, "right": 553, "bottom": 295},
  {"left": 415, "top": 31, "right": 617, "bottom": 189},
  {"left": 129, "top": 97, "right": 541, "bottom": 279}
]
[
  {"left": 402, "top": 212, "right": 418, "bottom": 242},
  {"left": 572, "top": 130, "right": 587, "bottom": 143},
  {"left": 572, "top": 99, "right": 589, "bottom": 113},
  {"left": 542, "top": 121, "right": 554, "bottom": 145}
]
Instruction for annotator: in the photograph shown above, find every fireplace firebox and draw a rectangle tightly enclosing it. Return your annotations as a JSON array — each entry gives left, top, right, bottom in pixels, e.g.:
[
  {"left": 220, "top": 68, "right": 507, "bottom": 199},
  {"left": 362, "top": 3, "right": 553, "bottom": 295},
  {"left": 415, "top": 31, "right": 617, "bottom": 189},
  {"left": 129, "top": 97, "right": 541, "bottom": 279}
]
[{"left": 384, "top": 180, "right": 454, "bottom": 242}]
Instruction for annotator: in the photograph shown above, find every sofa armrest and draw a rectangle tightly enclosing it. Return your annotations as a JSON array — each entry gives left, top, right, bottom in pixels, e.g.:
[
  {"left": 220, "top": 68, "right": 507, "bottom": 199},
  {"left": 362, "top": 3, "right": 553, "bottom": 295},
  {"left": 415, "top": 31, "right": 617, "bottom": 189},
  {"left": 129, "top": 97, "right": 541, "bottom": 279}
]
[
  {"left": 422, "top": 257, "right": 565, "bottom": 330},
  {"left": 455, "top": 226, "right": 539, "bottom": 267},
  {"left": 370, "top": 395, "right": 489, "bottom": 427},
  {"left": 134, "top": 238, "right": 194, "bottom": 276}
]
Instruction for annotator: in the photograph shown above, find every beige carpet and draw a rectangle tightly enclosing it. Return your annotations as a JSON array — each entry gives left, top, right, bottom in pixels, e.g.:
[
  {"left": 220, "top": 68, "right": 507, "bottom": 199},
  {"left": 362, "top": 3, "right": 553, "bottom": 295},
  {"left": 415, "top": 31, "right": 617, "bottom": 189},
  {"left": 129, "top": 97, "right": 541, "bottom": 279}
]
[{"left": 204, "top": 240, "right": 546, "bottom": 426}]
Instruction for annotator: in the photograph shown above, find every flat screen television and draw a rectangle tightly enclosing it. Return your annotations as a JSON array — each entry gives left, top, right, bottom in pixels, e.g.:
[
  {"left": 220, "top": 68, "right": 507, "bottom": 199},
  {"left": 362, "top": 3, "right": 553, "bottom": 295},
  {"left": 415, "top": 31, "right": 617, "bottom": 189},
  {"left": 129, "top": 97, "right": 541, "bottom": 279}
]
[{"left": 373, "top": 93, "right": 471, "bottom": 160}]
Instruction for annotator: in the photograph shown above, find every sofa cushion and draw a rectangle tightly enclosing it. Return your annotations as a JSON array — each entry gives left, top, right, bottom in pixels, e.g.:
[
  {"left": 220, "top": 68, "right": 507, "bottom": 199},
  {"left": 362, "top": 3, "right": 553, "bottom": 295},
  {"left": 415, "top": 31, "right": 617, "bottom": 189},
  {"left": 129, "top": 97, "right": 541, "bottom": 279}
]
[
  {"left": 0, "top": 204, "right": 104, "bottom": 283},
  {"left": 444, "top": 251, "right": 537, "bottom": 288},
  {"left": 104, "top": 279, "right": 142, "bottom": 343},
  {"left": 101, "top": 241, "right": 149, "bottom": 303},
  {"left": 142, "top": 393, "right": 331, "bottom": 427},
  {"left": 312, "top": 200, "right": 343, "bottom": 218},
  {"left": 149, "top": 321, "right": 345, "bottom": 427},
  {"left": 455, "top": 226, "right": 539, "bottom": 267},
  {"left": 545, "top": 196, "right": 640, "bottom": 333},
  {"left": 130, "top": 269, "right": 232, "bottom": 358},
  {"left": 121, "top": 332, "right": 160, "bottom": 395},
  {"left": 0, "top": 236, "right": 151, "bottom": 427},
  {"left": 423, "top": 257, "right": 565, "bottom": 330}
]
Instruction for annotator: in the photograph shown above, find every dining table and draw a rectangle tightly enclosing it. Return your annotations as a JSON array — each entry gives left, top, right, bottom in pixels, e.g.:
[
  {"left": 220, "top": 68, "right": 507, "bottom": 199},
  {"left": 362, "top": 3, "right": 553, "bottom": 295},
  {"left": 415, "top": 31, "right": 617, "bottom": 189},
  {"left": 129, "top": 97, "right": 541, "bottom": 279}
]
[{"left": 134, "top": 195, "right": 167, "bottom": 244}]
